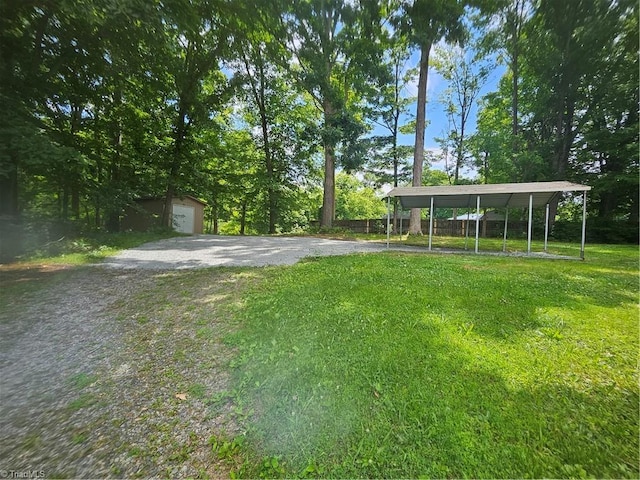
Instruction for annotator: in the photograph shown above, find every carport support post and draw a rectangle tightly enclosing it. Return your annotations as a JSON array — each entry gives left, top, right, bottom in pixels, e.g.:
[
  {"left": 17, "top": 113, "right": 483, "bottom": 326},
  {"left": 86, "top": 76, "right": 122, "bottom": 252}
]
[
  {"left": 464, "top": 209, "right": 470, "bottom": 250},
  {"left": 475, "top": 195, "right": 480, "bottom": 253},
  {"left": 386, "top": 196, "right": 391, "bottom": 248},
  {"left": 428, "top": 196, "right": 434, "bottom": 251},
  {"left": 544, "top": 203, "right": 550, "bottom": 252},
  {"left": 580, "top": 192, "right": 588, "bottom": 259},
  {"left": 527, "top": 193, "right": 533, "bottom": 254},
  {"left": 502, "top": 208, "right": 509, "bottom": 252}
]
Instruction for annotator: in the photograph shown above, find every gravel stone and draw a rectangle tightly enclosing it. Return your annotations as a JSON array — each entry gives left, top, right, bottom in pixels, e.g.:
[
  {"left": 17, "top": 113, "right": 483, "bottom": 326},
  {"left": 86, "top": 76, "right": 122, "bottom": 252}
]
[
  {"left": 101, "top": 235, "right": 395, "bottom": 269},
  {"left": 0, "top": 267, "right": 238, "bottom": 478}
]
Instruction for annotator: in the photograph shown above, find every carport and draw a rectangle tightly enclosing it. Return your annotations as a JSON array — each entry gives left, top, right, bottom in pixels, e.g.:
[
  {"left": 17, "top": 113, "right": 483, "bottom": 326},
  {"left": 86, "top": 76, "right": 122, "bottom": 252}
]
[{"left": 385, "top": 181, "right": 591, "bottom": 259}]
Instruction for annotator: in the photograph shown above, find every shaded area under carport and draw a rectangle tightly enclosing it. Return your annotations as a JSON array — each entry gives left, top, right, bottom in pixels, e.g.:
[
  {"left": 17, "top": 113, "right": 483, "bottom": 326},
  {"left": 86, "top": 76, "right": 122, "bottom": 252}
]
[{"left": 385, "top": 181, "right": 591, "bottom": 259}]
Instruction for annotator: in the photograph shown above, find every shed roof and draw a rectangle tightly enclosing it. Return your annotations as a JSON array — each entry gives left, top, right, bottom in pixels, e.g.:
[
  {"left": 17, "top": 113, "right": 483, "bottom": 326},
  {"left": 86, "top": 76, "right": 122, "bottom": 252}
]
[
  {"left": 387, "top": 181, "right": 591, "bottom": 209},
  {"left": 135, "top": 195, "right": 208, "bottom": 206}
]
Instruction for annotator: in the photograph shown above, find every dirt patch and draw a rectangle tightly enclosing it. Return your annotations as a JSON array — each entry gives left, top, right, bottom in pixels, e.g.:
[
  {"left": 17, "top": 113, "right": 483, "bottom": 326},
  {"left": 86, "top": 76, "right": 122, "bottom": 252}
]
[
  {"left": 0, "top": 263, "right": 74, "bottom": 288},
  {"left": 0, "top": 266, "right": 247, "bottom": 478}
]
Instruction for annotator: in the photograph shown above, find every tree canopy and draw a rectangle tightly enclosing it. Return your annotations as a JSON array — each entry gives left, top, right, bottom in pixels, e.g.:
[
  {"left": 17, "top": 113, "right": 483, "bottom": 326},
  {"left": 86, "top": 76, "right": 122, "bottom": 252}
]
[{"left": 1, "top": 0, "right": 636, "bottom": 259}]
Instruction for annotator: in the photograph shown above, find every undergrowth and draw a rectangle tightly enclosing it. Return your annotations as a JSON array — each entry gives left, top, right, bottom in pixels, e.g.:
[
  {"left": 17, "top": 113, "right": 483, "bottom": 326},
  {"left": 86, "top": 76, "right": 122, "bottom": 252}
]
[{"left": 1, "top": 230, "right": 182, "bottom": 265}]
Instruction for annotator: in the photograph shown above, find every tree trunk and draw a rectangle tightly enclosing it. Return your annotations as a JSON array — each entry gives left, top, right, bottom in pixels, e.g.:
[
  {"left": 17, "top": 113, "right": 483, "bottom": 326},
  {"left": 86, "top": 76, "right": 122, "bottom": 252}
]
[
  {"left": 409, "top": 43, "right": 431, "bottom": 235},
  {"left": 0, "top": 157, "right": 19, "bottom": 263},
  {"left": 455, "top": 101, "right": 466, "bottom": 184},
  {"left": 320, "top": 99, "right": 337, "bottom": 228},
  {"left": 92, "top": 106, "right": 102, "bottom": 228},
  {"left": 212, "top": 201, "right": 219, "bottom": 235},
  {"left": 548, "top": 94, "right": 576, "bottom": 226},
  {"left": 259, "top": 61, "right": 277, "bottom": 234},
  {"left": 509, "top": 0, "right": 523, "bottom": 167},
  {"left": 240, "top": 198, "right": 247, "bottom": 235},
  {"left": 163, "top": 105, "right": 188, "bottom": 229},
  {"left": 392, "top": 56, "right": 401, "bottom": 233},
  {"left": 62, "top": 187, "right": 69, "bottom": 220},
  {"left": 511, "top": 40, "right": 519, "bottom": 138},
  {"left": 0, "top": 156, "right": 19, "bottom": 218},
  {"left": 70, "top": 104, "right": 82, "bottom": 220},
  {"left": 244, "top": 49, "right": 278, "bottom": 234},
  {"left": 106, "top": 106, "right": 123, "bottom": 233},
  {"left": 483, "top": 151, "right": 490, "bottom": 183},
  {"left": 105, "top": 153, "right": 121, "bottom": 233}
]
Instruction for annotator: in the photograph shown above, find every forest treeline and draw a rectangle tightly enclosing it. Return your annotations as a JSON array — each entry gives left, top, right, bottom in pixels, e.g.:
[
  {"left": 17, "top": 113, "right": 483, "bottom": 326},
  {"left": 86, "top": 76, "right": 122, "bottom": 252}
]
[{"left": 0, "top": 0, "right": 637, "bottom": 252}]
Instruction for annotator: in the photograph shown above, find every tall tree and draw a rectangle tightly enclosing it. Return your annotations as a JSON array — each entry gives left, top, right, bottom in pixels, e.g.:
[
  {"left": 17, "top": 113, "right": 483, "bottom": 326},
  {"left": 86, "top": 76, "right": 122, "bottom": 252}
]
[
  {"left": 433, "top": 44, "right": 490, "bottom": 185},
  {"left": 0, "top": 0, "right": 61, "bottom": 220},
  {"left": 158, "top": 0, "right": 233, "bottom": 228},
  {"left": 523, "top": 0, "right": 633, "bottom": 222},
  {"left": 573, "top": 0, "right": 639, "bottom": 222},
  {"left": 366, "top": 28, "right": 414, "bottom": 230},
  {"left": 236, "top": 30, "right": 281, "bottom": 233},
  {"left": 472, "top": 0, "right": 638, "bottom": 227},
  {"left": 478, "top": 0, "right": 530, "bottom": 137},
  {"left": 231, "top": 5, "right": 319, "bottom": 234},
  {"left": 395, "top": 0, "right": 470, "bottom": 234},
  {"left": 281, "top": 0, "right": 385, "bottom": 227}
]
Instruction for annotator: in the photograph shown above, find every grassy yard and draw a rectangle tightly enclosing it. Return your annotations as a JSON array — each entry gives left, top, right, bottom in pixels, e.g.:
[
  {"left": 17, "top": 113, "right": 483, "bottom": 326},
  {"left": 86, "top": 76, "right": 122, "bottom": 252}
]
[
  {"left": 2, "top": 234, "right": 637, "bottom": 478},
  {"left": 218, "top": 243, "right": 638, "bottom": 478},
  {"left": 306, "top": 231, "right": 602, "bottom": 258}
]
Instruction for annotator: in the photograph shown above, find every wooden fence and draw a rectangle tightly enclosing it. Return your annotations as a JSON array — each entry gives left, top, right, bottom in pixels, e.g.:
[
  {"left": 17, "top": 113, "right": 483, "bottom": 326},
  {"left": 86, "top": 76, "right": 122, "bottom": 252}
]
[{"left": 311, "top": 219, "right": 530, "bottom": 238}]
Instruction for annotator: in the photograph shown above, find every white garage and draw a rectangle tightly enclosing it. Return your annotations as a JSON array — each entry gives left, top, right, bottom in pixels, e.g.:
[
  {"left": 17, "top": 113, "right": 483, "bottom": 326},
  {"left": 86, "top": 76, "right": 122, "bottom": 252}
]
[{"left": 172, "top": 204, "right": 195, "bottom": 234}]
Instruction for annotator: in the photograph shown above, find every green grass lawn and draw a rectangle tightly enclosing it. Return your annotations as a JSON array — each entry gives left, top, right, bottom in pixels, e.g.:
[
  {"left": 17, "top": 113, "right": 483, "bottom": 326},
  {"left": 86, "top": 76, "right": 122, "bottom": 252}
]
[
  {"left": 221, "top": 243, "right": 639, "bottom": 478},
  {"left": 302, "top": 230, "right": 599, "bottom": 259},
  {"left": 393, "top": 234, "right": 594, "bottom": 258}
]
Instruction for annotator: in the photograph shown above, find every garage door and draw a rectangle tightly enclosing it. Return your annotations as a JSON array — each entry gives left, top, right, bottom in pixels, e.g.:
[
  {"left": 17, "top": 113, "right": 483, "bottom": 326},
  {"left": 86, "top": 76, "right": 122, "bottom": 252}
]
[{"left": 171, "top": 204, "right": 195, "bottom": 234}]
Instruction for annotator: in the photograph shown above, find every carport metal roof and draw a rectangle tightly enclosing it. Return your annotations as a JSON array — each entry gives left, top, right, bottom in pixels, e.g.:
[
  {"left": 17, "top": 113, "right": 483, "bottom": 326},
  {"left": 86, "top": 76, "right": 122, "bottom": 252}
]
[
  {"left": 385, "top": 181, "right": 591, "bottom": 259},
  {"left": 386, "top": 181, "right": 591, "bottom": 210}
]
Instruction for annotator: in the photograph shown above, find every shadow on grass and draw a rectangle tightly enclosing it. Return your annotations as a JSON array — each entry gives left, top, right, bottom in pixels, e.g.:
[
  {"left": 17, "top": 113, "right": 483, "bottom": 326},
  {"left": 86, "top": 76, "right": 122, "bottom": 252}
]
[
  {"left": 227, "top": 252, "right": 639, "bottom": 478},
  {"left": 232, "top": 311, "right": 638, "bottom": 477}
]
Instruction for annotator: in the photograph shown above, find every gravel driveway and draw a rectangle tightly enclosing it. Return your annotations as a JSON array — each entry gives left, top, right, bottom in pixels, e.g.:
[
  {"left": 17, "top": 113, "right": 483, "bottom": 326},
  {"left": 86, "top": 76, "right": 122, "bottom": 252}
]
[
  {"left": 102, "top": 235, "right": 393, "bottom": 269},
  {"left": 1, "top": 235, "right": 404, "bottom": 478},
  {"left": 0, "top": 266, "right": 249, "bottom": 478}
]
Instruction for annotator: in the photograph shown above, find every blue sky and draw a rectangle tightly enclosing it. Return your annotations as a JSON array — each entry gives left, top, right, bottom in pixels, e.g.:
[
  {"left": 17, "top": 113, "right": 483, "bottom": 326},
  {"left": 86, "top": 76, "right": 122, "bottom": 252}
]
[{"left": 371, "top": 46, "right": 506, "bottom": 178}]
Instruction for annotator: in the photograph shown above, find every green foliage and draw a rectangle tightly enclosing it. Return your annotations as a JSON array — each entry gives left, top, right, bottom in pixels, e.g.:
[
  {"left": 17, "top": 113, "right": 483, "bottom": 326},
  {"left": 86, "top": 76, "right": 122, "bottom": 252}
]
[
  {"left": 422, "top": 167, "right": 451, "bottom": 186},
  {"left": 281, "top": 0, "right": 389, "bottom": 226},
  {"left": 433, "top": 44, "right": 491, "bottom": 183},
  {"left": 1, "top": 0, "right": 636, "bottom": 240},
  {"left": 334, "top": 173, "right": 386, "bottom": 220},
  {"left": 210, "top": 436, "right": 244, "bottom": 460},
  {"left": 553, "top": 219, "right": 639, "bottom": 244},
  {"left": 363, "top": 31, "right": 415, "bottom": 191},
  {"left": 473, "top": 0, "right": 638, "bottom": 221}
]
